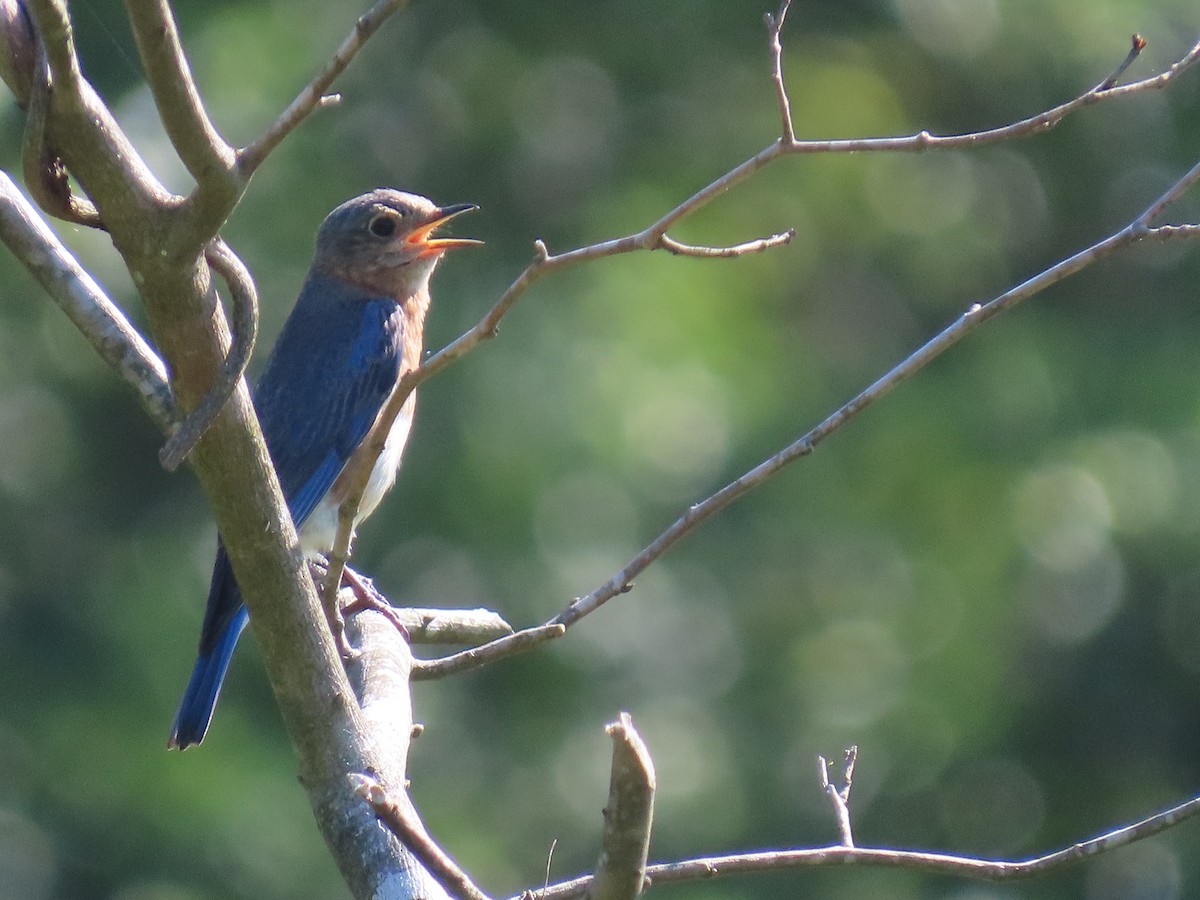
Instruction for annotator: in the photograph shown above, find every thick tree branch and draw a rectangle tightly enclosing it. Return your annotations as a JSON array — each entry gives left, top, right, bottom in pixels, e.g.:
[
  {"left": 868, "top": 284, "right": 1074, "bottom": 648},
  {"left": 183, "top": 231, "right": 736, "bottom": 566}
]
[
  {"left": 122, "top": 0, "right": 236, "bottom": 187},
  {"left": 0, "top": 0, "right": 34, "bottom": 106},
  {"left": 338, "top": 611, "right": 456, "bottom": 900},
  {"left": 21, "top": 0, "right": 173, "bottom": 221},
  {"left": 0, "top": 172, "right": 176, "bottom": 429},
  {"left": 2, "top": 1, "right": 439, "bottom": 894}
]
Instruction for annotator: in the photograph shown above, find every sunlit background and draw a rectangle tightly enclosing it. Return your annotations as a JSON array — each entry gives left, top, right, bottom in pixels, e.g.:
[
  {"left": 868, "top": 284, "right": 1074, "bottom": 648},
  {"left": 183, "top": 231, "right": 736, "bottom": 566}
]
[{"left": 3, "top": 0, "right": 1200, "bottom": 897}]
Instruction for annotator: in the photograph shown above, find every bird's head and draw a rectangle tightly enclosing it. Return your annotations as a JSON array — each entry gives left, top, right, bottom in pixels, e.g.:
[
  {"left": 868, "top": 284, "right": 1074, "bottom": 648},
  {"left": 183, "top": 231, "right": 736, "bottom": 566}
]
[{"left": 313, "top": 189, "right": 480, "bottom": 298}]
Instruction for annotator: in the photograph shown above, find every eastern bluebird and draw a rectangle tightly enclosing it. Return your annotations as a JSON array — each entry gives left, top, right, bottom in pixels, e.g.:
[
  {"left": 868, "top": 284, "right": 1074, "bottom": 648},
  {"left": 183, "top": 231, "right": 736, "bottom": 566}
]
[{"left": 168, "top": 189, "right": 478, "bottom": 749}]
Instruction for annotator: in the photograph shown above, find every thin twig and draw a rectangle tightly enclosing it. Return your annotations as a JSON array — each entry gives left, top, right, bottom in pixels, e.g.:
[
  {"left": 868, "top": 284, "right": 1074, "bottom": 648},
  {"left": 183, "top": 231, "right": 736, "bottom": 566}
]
[
  {"left": 411, "top": 624, "right": 565, "bottom": 680},
  {"left": 518, "top": 787, "right": 1200, "bottom": 899},
  {"left": 1097, "top": 33, "right": 1148, "bottom": 91},
  {"left": 350, "top": 773, "right": 493, "bottom": 900},
  {"left": 550, "top": 157, "right": 1200, "bottom": 629},
  {"left": 773, "top": 35, "right": 1200, "bottom": 154},
  {"left": 818, "top": 747, "right": 857, "bottom": 848},
  {"left": 159, "top": 238, "right": 259, "bottom": 470},
  {"left": 659, "top": 230, "right": 795, "bottom": 258},
  {"left": 415, "top": 148, "right": 1200, "bottom": 680},
  {"left": 765, "top": 0, "right": 795, "bottom": 144},
  {"left": 237, "top": 0, "right": 414, "bottom": 176}
]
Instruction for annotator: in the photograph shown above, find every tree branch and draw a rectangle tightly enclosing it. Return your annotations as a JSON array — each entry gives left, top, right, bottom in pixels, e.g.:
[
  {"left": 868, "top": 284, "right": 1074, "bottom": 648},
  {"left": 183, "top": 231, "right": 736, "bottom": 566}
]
[
  {"left": 522, "top": 789, "right": 1200, "bottom": 899},
  {"left": 320, "top": 18, "right": 1200, "bottom": 619},
  {"left": 122, "top": 0, "right": 235, "bottom": 186},
  {"left": 21, "top": 0, "right": 172, "bottom": 218},
  {"left": 414, "top": 122, "right": 1200, "bottom": 680},
  {"left": 4, "top": 2, "right": 443, "bottom": 894},
  {"left": 586, "top": 714, "right": 655, "bottom": 900},
  {"left": 352, "top": 773, "right": 489, "bottom": 900},
  {"left": 0, "top": 171, "right": 175, "bottom": 429},
  {"left": 158, "top": 237, "right": 259, "bottom": 470},
  {"left": 236, "top": 0, "right": 414, "bottom": 177},
  {"left": 765, "top": 0, "right": 795, "bottom": 144},
  {"left": 0, "top": 0, "right": 35, "bottom": 106},
  {"left": 818, "top": 747, "right": 857, "bottom": 849}
]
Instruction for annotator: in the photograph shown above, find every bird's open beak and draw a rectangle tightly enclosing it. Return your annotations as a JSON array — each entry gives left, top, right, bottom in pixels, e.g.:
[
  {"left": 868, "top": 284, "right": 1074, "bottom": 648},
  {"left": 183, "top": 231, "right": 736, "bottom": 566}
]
[{"left": 408, "top": 203, "right": 482, "bottom": 257}]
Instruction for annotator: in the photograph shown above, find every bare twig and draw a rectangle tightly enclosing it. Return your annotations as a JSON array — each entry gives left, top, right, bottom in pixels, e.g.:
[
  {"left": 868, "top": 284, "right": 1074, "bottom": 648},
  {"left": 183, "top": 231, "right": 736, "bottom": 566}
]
[
  {"left": 518, "top": 787, "right": 1200, "bottom": 899},
  {"left": 1097, "top": 33, "right": 1148, "bottom": 91},
  {"left": 547, "top": 158, "right": 1200, "bottom": 630},
  {"left": 159, "top": 238, "right": 259, "bottom": 470},
  {"left": 765, "top": 0, "right": 795, "bottom": 144},
  {"left": 237, "top": 0, "right": 414, "bottom": 176},
  {"left": 393, "top": 16, "right": 1200, "bottom": 458},
  {"left": 771, "top": 35, "right": 1200, "bottom": 154},
  {"left": 122, "top": 0, "right": 235, "bottom": 184},
  {"left": 411, "top": 624, "right": 565, "bottom": 681},
  {"left": 327, "top": 21, "right": 1199, "bottom": 599},
  {"left": 659, "top": 230, "right": 795, "bottom": 258},
  {"left": 414, "top": 142, "right": 1200, "bottom": 681},
  {"left": 351, "top": 773, "right": 493, "bottom": 900},
  {"left": 817, "top": 747, "right": 857, "bottom": 848},
  {"left": 586, "top": 714, "right": 655, "bottom": 900},
  {"left": 0, "top": 172, "right": 175, "bottom": 430}
]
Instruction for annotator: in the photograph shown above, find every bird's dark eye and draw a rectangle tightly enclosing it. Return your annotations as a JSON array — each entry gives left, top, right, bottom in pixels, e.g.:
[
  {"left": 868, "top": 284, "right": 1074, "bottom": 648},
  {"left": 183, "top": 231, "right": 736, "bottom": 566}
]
[{"left": 368, "top": 214, "right": 397, "bottom": 238}]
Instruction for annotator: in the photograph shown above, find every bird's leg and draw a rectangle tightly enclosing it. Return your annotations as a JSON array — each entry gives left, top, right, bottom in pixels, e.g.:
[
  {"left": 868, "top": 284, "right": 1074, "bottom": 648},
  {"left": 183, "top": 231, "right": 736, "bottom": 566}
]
[
  {"left": 340, "top": 566, "right": 411, "bottom": 643},
  {"left": 309, "top": 557, "right": 359, "bottom": 659}
]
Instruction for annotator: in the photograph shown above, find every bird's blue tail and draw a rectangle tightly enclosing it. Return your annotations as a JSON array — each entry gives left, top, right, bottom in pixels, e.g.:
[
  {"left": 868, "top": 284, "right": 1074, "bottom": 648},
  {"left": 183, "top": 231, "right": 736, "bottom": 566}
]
[{"left": 168, "top": 606, "right": 249, "bottom": 749}]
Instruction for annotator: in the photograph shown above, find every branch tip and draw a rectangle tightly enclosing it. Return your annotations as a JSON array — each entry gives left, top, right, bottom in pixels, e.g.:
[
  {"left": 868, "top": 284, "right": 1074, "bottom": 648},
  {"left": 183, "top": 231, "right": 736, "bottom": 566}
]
[
  {"left": 239, "top": 0, "right": 414, "bottom": 176},
  {"left": 1097, "top": 31, "right": 1148, "bottom": 91}
]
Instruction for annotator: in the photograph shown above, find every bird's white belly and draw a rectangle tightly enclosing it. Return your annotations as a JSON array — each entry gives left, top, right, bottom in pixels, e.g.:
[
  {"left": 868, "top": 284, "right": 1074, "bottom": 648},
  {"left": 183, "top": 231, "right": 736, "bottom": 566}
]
[{"left": 299, "top": 398, "right": 414, "bottom": 558}]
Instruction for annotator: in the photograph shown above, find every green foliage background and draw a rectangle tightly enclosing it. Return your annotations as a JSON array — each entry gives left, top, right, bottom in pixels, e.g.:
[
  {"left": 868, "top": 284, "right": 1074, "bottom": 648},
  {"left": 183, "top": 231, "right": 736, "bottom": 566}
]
[{"left": 3, "top": 0, "right": 1200, "bottom": 897}]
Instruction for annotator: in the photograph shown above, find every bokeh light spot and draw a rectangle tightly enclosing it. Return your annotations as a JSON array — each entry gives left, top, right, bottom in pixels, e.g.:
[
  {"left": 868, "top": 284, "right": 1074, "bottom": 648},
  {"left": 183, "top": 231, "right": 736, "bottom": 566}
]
[
  {"left": 0, "top": 385, "right": 76, "bottom": 501},
  {"left": 1012, "top": 465, "right": 1112, "bottom": 572}
]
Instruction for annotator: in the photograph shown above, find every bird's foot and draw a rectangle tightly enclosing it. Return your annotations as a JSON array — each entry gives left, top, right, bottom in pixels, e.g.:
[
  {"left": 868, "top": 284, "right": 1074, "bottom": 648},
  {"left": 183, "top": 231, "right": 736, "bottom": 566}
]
[
  {"left": 340, "top": 565, "right": 411, "bottom": 643},
  {"left": 308, "top": 558, "right": 361, "bottom": 660}
]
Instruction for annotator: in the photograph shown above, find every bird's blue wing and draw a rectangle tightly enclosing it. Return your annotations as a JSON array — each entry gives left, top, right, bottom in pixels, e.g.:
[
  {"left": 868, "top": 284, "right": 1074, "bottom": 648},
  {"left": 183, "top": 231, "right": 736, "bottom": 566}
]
[{"left": 256, "top": 274, "right": 406, "bottom": 527}]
